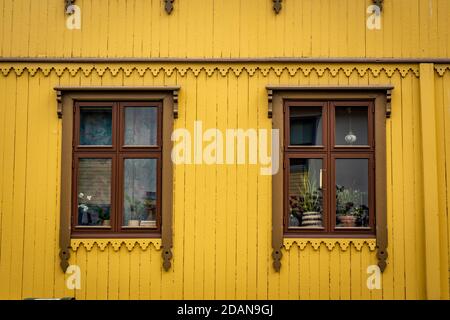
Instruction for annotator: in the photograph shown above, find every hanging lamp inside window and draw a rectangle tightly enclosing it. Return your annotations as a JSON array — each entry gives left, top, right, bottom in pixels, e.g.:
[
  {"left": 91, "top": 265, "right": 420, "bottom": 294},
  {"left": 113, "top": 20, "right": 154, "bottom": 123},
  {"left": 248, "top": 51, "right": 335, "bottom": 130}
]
[{"left": 344, "top": 107, "right": 357, "bottom": 145}]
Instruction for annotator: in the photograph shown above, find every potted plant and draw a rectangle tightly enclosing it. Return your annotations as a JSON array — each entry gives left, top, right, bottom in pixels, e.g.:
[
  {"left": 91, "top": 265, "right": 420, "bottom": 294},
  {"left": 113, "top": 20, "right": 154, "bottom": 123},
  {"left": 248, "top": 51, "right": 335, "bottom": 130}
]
[
  {"left": 336, "top": 186, "right": 366, "bottom": 227},
  {"left": 125, "top": 194, "right": 142, "bottom": 227},
  {"left": 289, "top": 195, "right": 301, "bottom": 227},
  {"left": 141, "top": 191, "right": 157, "bottom": 227},
  {"left": 98, "top": 206, "right": 110, "bottom": 226},
  {"left": 297, "top": 173, "right": 322, "bottom": 227}
]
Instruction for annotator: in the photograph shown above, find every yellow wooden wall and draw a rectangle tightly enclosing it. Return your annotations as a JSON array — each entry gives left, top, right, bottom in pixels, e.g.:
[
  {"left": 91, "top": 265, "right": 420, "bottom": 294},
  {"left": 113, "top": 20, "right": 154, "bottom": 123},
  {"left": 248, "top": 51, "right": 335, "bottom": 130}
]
[
  {"left": 0, "top": 0, "right": 450, "bottom": 58},
  {"left": 0, "top": 63, "right": 448, "bottom": 299}
]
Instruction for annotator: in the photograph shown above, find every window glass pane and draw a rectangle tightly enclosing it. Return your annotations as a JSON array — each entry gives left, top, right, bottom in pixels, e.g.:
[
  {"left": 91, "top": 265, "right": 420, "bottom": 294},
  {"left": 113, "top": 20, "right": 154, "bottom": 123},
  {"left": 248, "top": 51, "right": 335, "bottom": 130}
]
[
  {"left": 289, "top": 106, "right": 323, "bottom": 146},
  {"left": 123, "top": 159, "right": 157, "bottom": 227},
  {"left": 77, "top": 159, "right": 112, "bottom": 226},
  {"left": 335, "top": 159, "right": 369, "bottom": 228},
  {"left": 289, "top": 158, "right": 324, "bottom": 228},
  {"left": 335, "top": 106, "right": 368, "bottom": 145},
  {"left": 79, "top": 107, "right": 112, "bottom": 145},
  {"left": 124, "top": 107, "right": 158, "bottom": 146}
]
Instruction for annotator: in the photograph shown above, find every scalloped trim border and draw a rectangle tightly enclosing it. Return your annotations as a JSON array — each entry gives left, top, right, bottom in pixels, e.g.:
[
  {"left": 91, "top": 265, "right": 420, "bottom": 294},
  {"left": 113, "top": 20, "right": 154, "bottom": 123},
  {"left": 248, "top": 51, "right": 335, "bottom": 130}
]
[
  {"left": 0, "top": 64, "right": 421, "bottom": 78},
  {"left": 435, "top": 65, "right": 450, "bottom": 76},
  {"left": 283, "top": 238, "right": 377, "bottom": 251},
  {"left": 70, "top": 238, "right": 162, "bottom": 252}
]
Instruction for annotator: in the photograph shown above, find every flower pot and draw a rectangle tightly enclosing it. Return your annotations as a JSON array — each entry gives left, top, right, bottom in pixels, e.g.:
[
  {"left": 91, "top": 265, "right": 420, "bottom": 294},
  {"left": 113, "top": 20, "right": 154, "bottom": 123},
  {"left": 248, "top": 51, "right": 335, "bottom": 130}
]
[
  {"left": 102, "top": 220, "right": 110, "bottom": 226},
  {"left": 301, "top": 211, "right": 322, "bottom": 227},
  {"left": 337, "top": 215, "right": 357, "bottom": 227},
  {"left": 128, "top": 219, "right": 140, "bottom": 227}
]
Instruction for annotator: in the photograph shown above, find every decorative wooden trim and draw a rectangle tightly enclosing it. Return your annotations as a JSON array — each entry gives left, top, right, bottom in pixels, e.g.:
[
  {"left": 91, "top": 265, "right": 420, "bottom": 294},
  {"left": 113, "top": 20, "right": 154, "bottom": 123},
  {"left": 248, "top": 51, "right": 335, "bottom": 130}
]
[
  {"left": 283, "top": 238, "right": 377, "bottom": 251},
  {"left": 56, "top": 88, "right": 176, "bottom": 272},
  {"left": 54, "top": 86, "right": 181, "bottom": 92},
  {"left": 70, "top": 239, "right": 162, "bottom": 251},
  {"left": 266, "top": 85, "right": 394, "bottom": 119},
  {"left": 0, "top": 64, "right": 420, "bottom": 79},
  {"left": 269, "top": 89, "right": 391, "bottom": 272},
  {"left": 435, "top": 64, "right": 450, "bottom": 76},
  {"left": 267, "top": 89, "right": 273, "bottom": 118},
  {"left": 164, "top": 0, "right": 174, "bottom": 14},
  {"left": 266, "top": 85, "right": 395, "bottom": 91},
  {"left": 54, "top": 86, "right": 180, "bottom": 119},
  {"left": 386, "top": 88, "right": 392, "bottom": 118},
  {"left": 273, "top": 0, "right": 282, "bottom": 14},
  {"left": 56, "top": 90, "right": 63, "bottom": 118},
  {"left": 173, "top": 89, "right": 179, "bottom": 119},
  {"left": 374, "top": 92, "right": 388, "bottom": 272}
]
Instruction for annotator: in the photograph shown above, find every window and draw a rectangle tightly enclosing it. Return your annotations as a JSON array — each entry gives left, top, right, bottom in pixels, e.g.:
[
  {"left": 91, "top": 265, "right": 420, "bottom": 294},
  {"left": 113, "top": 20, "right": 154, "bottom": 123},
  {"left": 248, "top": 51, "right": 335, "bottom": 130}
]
[
  {"left": 268, "top": 86, "right": 392, "bottom": 272},
  {"left": 285, "top": 100, "right": 375, "bottom": 236},
  {"left": 72, "top": 102, "right": 162, "bottom": 237},
  {"left": 55, "top": 87, "right": 179, "bottom": 272}
]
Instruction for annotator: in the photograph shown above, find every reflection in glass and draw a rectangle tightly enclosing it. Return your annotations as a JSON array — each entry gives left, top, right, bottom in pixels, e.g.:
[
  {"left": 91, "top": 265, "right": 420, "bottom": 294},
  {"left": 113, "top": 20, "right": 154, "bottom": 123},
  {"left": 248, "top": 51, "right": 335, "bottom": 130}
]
[
  {"left": 77, "top": 159, "right": 112, "bottom": 226},
  {"left": 290, "top": 106, "right": 323, "bottom": 146},
  {"left": 124, "top": 107, "right": 158, "bottom": 146},
  {"left": 80, "top": 107, "right": 112, "bottom": 145},
  {"left": 335, "top": 106, "right": 368, "bottom": 145},
  {"left": 289, "top": 158, "right": 323, "bottom": 228},
  {"left": 335, "top": 159, "right": 369, "bottom": 228},
  {"left": 123, "top": 159, "right": 157, "bottom": 227}
]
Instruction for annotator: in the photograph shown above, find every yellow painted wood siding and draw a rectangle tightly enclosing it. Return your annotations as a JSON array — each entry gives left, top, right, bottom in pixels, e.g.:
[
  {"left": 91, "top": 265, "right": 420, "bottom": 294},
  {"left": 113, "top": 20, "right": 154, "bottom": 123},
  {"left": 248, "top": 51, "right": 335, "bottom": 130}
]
[
  {"left": 0, "top": 63, "right": 448, "bottom": 299},
  {"left": 0, "top": 0, "right": 450, "bottom": 59}
]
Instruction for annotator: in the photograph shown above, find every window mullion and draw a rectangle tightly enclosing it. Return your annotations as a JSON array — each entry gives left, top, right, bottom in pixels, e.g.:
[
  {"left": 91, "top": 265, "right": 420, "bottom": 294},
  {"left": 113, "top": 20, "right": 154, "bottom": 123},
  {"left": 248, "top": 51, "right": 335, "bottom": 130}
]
[{"left": 327, "top": 101, "right": 332, "bottom": 234}]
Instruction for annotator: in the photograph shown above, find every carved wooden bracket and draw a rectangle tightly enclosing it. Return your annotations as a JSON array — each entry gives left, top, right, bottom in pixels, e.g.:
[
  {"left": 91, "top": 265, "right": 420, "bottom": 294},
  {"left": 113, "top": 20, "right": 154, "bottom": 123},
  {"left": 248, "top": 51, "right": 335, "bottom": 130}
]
[
  {"left": 65, "top": 0, "right": 76, "bottom": 14},
  {"left": 273, "top": 0, "right": 282, "bottom": 14},
  {"left": 173, "top": 89, "right": 179, "bottom": 118},
  {"left": 385, "top": 88, "right": 392, "bottom": 118},
  {"left": 272, "top": 246, "right": 283, "bottom": 271},
  {"left": 377, "top": 245, "right": 388, "bottom": 272},
  {"left": 267, "top": 89, "right": 273, "bottom": 118},
  {"left": 162, "top": 246, "right": 173, "bottom": 271},
  {"left": 56, "top": 90, "right": 63, "bottom": 118},
  {"left": 373, "top": 0, "right": 384, "bottom": 11},
  {"left": 164, "top": 0, "right": 175, "bottom": 14},
  {"left": 59, "top": 246, "right": 71, "bottom": 272}
]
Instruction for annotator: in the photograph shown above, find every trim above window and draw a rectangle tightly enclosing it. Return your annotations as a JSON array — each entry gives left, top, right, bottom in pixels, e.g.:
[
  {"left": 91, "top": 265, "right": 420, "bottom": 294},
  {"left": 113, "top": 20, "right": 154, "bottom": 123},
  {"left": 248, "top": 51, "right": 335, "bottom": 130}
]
[
  {"left": 268, "top": 85, "right": 393, "bottom": 273},
  {"left": 55, "top": 86, "right": 179, "bottom": 272}
]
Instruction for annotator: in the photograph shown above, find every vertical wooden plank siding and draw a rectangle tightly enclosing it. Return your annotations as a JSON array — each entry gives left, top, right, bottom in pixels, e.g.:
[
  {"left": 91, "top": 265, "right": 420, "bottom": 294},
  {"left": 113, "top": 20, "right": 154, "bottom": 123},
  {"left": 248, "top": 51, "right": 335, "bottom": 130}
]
[
  {"left": 419, "top": 64, "right": 445, "bottom": 300},
  {"left": 0, "top": 63, "right": 445, "bottom": 299},
  {"left": 0, "top": 0, "right": 448, "bottom": 58}
]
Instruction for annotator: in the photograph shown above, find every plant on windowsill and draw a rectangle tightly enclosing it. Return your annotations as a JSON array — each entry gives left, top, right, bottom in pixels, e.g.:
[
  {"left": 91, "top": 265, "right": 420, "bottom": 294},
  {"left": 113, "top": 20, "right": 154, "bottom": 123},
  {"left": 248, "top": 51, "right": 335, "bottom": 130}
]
[
  {"left": 297, "top": 173, "right": 323, "bottom": 227},
  {"left": 336, "top": 186, "right": 367, "bottom": 227},
  {"left": 98, "top": 206, "right": 110, "bottom": 226},
  {"left": 125, "top": 194, "right": 142, "bottom": 227},
  {"left": 142, "top": 191, "right": 157, "bottom": 228}
]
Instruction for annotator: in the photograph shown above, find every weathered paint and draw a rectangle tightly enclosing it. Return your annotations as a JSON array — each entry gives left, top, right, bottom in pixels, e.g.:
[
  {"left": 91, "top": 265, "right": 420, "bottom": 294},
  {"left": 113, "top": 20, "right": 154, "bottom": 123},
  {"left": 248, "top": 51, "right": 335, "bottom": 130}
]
[{"left": 0, "top": 0, "right": 449, "bottom": 300}]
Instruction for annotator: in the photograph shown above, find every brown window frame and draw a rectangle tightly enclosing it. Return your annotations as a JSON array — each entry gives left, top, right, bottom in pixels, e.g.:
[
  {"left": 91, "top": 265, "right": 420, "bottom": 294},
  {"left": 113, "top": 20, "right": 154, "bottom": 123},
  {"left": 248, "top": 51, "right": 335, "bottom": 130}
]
[
  {"left": 55, "top": 86, "right": 179, "bottom": 272},
  {"left": 268, "top": 86, "right": 393, "bottom": 273},
  {"left": 283, "top": 100, "right": 376, "bottom": 237},
  {"left": 71, "top": 101, "right": 163, "bottom": 238}
]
